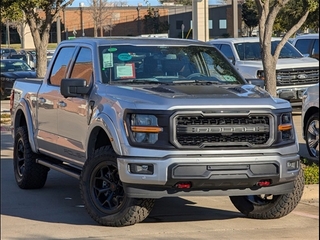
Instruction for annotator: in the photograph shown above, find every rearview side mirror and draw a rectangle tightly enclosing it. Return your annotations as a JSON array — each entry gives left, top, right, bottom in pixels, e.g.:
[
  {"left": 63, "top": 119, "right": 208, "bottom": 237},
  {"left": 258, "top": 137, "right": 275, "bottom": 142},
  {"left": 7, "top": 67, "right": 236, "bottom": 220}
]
[{"left": 60, "top": 78, "right": 90, "bottom": 98}]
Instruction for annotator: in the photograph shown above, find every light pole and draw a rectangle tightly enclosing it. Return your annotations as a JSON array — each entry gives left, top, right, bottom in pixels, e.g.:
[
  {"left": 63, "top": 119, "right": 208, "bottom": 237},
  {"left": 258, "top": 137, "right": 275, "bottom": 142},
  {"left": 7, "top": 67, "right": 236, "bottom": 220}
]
[{"left": 79, "top": 2, "right": 85, "bottom": 37}]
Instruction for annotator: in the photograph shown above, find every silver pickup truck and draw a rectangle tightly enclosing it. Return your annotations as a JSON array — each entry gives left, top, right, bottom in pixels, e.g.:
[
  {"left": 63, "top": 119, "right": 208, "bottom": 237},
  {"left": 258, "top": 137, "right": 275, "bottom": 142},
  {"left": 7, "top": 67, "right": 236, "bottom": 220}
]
[{"left": 10, "top": 37, "right": 304, "bottom": 227}]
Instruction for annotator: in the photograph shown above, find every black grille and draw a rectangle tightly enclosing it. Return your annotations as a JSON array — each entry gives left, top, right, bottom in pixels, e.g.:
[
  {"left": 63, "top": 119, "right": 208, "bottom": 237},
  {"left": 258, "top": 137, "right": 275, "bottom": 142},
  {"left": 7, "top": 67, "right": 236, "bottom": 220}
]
[
  {"left": 174, "top": 115, "right": 271, "bottom": 148},
  {"left": 276, "top": 67, "right": 319, "bottom": 86}
]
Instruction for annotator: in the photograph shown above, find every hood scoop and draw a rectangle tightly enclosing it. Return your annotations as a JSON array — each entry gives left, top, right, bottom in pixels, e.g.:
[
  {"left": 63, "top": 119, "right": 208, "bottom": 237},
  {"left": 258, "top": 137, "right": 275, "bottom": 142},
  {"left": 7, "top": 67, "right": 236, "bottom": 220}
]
[
  {"left": 146, "top": 86, "right": 175, "bottom": 93},
  {"left": 227, "top": 86, "right": 247, "bottom": 94}
]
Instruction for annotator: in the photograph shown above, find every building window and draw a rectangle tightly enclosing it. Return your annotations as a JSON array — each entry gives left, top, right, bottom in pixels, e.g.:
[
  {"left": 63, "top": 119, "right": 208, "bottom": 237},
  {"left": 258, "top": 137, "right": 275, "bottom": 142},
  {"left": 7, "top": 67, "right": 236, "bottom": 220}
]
[
  {"left": 219, "top": 19, "right": 227, "bottom": 29},
  {"left": 209, "top": 20, "right": 213, "bottom": 29}
]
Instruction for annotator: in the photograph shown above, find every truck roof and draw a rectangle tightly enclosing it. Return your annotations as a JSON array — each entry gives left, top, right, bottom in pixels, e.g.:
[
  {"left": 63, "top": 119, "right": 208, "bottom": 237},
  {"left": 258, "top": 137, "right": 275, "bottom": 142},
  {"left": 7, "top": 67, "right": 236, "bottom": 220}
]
[
  {"left": 60, "top": 37, "right": 209, "bottom": 47},
  {"left": 208, "top": 37, "right": 285, "bottom": 44}
]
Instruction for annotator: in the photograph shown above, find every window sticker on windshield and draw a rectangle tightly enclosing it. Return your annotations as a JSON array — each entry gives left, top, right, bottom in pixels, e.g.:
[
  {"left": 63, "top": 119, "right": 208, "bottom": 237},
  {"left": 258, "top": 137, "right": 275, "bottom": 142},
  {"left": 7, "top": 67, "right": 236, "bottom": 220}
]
[
  {"left": 103, "top": 53, "right": 113, "bottom": 68},
  {"left": 118, "top": 53, "right": 132, "bottom": 61},
  {"left": 108, "top": 47, "right": 117, "bottom": 52},
  {"left": 115, "top": 63, "right": 136, "bottom": 79},
  {"left": 223, "top": 75, "right": 236, "bottom": 82}
]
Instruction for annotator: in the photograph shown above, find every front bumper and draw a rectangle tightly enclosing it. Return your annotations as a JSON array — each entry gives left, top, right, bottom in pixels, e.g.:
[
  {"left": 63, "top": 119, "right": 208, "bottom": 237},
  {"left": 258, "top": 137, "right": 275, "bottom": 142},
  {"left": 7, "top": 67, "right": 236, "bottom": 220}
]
[
  {"left": 118, "top": 152, "right": 300, "bottom": 198},
  {"left": 277, "top": 85, "right": 313, "bottom": 106}
]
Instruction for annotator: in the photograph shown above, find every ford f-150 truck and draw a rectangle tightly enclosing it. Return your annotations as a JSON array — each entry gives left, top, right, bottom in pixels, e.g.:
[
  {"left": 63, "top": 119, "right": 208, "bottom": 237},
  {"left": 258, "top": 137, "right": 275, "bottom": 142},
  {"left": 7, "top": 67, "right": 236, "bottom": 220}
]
[
  {"left": 208, "top": 37, "right": 319, "bottom": 107},
  {"left": 10, "top": 37, "right": 304, "bottom": 227}
]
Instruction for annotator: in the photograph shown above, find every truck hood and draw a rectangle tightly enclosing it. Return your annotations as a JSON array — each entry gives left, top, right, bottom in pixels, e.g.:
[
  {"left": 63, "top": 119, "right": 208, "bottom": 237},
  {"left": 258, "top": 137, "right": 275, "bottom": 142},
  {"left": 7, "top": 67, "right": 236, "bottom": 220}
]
[
  {"left": 1, "top": 71, "right": 36, "bottom": 79},
  {"left": 101, "top": 83, "right": 290, "bottom": 110},
  {"left": 238, "top": 57, "right": 319, "bottom": 69}
]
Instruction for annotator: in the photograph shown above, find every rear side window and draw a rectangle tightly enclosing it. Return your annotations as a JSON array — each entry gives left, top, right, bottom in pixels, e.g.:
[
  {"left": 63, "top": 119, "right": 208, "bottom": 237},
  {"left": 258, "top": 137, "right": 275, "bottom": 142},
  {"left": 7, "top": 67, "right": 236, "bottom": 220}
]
[
  {"left": 49, "top": 47, "right": 75, "bottom": 86},
  {"left": 294, "top": 39, "right": 312, "bottom": 54}
]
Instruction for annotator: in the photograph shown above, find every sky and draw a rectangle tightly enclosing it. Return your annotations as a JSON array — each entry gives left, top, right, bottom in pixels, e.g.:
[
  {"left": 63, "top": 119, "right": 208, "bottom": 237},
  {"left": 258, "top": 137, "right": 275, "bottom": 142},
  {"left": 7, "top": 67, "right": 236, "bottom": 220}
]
[{"left": 70, "top": 0, "right": 220, "bottom": 7}]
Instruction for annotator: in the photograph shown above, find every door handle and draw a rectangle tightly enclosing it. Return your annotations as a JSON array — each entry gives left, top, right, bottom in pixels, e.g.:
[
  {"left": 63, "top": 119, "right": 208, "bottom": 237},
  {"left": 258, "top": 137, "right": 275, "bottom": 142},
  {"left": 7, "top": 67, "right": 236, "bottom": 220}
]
[{"left": 57, "top": 101, "right": 66, "bottom": 107}]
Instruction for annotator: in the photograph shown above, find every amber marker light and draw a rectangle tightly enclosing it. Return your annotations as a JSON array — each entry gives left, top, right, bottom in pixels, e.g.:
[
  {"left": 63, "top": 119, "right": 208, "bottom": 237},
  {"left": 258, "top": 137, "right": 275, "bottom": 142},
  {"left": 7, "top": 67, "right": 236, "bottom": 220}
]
[
  {"left": 278, "top": 124, "right": 292, "bottom": 131},
  {"left": 131, "top": 126, "right": 163, "bottom": 133}
]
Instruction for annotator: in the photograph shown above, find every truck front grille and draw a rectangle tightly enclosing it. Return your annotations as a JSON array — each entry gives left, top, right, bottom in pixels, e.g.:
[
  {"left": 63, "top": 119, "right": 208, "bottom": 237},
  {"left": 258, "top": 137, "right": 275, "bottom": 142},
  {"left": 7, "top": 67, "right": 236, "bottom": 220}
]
[
  {"left": 172, "top": 112, "right": 272, "bottom": 149},
  {"left": 276, "top": 67, "right": 319, "bottom": 86}
]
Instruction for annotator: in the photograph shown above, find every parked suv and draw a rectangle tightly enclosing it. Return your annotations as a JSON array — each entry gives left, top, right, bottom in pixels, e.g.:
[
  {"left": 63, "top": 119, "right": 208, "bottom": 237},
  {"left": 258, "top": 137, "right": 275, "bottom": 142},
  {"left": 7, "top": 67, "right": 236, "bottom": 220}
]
[
  {"left": 0, "top": 48, "right": 17, "bottom": 59},
  {"left": 208, "top": 37, "right": 319, "bottom": 107},
  {"left": 292, "top": 34, "right": 319, "bottom": 60}
]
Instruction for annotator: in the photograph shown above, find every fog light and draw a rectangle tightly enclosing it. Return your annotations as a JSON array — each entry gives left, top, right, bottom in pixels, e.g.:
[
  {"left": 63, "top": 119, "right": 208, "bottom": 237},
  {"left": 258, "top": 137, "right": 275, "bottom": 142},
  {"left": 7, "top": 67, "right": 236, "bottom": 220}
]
[
  {"left": 287, "top": 160, "right": 299, "bottom": 171},
  {"left": 129, "top": 163, "right": 154, "bottom": 175}
]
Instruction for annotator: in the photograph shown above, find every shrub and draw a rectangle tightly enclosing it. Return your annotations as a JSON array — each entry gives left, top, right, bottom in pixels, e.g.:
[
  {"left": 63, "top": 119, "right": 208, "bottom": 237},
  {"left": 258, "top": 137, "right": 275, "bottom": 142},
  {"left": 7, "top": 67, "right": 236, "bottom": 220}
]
[{"left": 301, "top": 158, "right": 319, "bottom": 185}]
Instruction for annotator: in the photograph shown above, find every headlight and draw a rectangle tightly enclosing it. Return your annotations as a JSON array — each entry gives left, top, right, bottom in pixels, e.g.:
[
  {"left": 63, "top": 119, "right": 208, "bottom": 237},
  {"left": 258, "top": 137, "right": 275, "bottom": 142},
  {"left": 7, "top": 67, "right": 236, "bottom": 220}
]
[
  {"left": 257, "top": 70, "right": 265, "bottom": 80},
  {"left": 130, "top": 114, "right": 162, "bottom": 144},
  {"left": 278, "top": 113, "right": 294, "bottom": 141}
]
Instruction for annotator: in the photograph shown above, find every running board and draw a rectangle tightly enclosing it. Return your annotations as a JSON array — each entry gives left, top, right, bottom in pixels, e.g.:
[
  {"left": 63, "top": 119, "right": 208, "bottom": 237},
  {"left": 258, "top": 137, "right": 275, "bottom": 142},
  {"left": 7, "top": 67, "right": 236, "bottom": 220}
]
[{"left": 36, "top": 158, "right": 81, "bottom": 179}]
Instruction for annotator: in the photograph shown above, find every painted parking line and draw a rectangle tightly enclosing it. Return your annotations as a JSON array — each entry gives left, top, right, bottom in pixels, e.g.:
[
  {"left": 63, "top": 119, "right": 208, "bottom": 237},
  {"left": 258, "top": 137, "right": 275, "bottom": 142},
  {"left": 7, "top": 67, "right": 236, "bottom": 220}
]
[{"left": 292, "top": 211, "right": 319, "bottom": 219}]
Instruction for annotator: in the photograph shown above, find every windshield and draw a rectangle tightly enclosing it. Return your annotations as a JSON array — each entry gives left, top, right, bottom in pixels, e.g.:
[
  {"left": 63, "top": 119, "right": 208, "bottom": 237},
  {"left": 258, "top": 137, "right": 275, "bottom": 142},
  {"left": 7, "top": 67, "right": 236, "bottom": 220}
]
[
  {"left": 99, "top": 45, "right": 245, "bottom": 85},
  {"left": 0, "top": 60, "right": 32, "bottom": 72},
  {"left": 234, "top": 41, "right": 303, "bottom": 60}
]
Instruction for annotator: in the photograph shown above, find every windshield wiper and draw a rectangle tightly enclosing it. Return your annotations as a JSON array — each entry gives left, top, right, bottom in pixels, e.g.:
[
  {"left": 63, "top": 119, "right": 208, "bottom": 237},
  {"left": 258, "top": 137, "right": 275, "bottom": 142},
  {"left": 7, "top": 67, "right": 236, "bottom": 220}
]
[
  {"left": 114, "top": 78, "right": 159, "bottom": 84},
  {"left": 172, "top": 80, "right": 221, "bottom": 84}
]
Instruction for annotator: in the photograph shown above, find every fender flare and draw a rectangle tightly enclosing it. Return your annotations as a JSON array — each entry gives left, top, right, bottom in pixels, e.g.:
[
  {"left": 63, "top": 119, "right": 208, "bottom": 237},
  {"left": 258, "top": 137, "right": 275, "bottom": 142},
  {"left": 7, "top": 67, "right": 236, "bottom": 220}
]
[
  {"left": 86, "top": 113, "right": 123, "bottom": 157},
  {"left": 12, "top": 99, "right": 38, "bottom": 153}
]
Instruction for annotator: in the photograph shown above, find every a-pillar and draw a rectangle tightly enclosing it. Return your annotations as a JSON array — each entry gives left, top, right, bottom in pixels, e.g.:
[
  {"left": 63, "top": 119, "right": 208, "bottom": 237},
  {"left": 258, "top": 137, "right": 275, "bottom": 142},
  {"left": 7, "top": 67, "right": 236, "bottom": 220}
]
[{"left": 192, "top": 0, "right": 209, "bottom": 41}]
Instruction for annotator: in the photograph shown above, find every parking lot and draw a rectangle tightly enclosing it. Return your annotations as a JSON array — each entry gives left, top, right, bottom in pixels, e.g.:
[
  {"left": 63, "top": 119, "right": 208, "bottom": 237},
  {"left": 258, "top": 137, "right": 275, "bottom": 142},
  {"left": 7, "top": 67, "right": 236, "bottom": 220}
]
[{"left": 1, "top": 100, "right": 319, "bottom": 239}]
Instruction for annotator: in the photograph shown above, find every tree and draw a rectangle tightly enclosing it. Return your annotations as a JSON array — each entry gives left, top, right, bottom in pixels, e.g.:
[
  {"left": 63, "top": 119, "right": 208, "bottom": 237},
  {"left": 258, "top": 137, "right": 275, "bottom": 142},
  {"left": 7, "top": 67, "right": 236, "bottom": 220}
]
[
  {"left": 242, "top": 0, "right": 259, "bottom": 36},
  {"left": 1, "top": 0, "right": 74, "bottom": 78},
  {"left": 254, "top": 0, "right": 318, "bottom": 97},
  {"left": 275, "top": 0, "right": 319, "bottom": 35},
  {"left": 143, "top": 7, "right": 169, "bottom": 34},
  {"left": 87, "top": 0, "right": 117, "bottom": 37}
]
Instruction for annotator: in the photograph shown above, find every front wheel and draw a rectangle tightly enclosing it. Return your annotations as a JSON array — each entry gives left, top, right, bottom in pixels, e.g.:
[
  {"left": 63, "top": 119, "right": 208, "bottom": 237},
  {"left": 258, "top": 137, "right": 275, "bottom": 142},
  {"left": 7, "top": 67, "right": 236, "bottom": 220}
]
[
  {"left": 80, "top": 146, "right": 155, "bottom": 227},
  {"left": 229, "top": 169, "right": 304, "bottom": 219},
  {"left": 305, "top": 113, "right": 319, "bottom": 158}
]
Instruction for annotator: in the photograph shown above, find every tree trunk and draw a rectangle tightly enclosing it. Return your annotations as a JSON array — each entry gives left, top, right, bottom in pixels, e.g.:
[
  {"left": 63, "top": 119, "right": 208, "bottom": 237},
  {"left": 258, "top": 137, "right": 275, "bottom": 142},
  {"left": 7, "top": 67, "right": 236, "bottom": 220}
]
[
  {"left": 94, "top": 24, "right": 98, "bottom": 37},
  {"left": 36, "top": 38, "right": 49, "bottom": 78},
  {"left": 26, "top": 12, "right": 50, "bottom": 78}
]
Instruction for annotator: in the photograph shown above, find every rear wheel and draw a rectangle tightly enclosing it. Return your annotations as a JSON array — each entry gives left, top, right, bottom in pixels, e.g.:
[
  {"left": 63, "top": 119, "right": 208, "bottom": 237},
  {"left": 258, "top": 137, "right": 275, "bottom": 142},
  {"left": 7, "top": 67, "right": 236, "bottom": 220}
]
[
  {"left": 13, "top": 126, "right": 49, "bottom": 189},
  {"left": 229, "top": 170, "right": 304, "bottom": 219},
  {"left": 80, "top": 146, "right": 155, "bottom": 227},
  {"left": 305, "top": 113, "right": 319, "bottom": 158}
]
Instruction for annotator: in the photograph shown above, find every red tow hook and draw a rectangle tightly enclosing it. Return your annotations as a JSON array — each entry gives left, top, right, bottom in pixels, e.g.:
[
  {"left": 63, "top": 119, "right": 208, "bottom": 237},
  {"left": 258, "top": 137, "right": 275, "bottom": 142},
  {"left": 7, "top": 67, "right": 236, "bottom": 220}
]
[
  {"left": 175, "top": 182, "right": 192, "bottom": 189},
  {"left": 257, "top": 180, "right": 272, "bottom": 187}
]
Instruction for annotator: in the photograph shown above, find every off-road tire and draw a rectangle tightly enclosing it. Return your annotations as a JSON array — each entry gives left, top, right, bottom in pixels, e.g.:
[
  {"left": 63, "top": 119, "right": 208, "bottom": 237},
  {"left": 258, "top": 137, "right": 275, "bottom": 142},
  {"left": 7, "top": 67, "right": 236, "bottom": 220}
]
[
  {"left": 13, "top": 126, "right": 49, "bottom": 189},
  {"left": 229, "top": 169, "right": 304, "bottom": 219},
  {"left": 305, "top": 113, "right": 319, "bottom": 158},
  {"left": 80, "top": 146, "right": 155, "bottom": 227}
]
